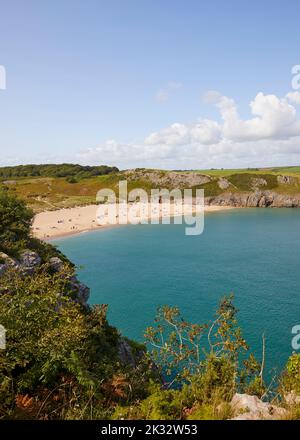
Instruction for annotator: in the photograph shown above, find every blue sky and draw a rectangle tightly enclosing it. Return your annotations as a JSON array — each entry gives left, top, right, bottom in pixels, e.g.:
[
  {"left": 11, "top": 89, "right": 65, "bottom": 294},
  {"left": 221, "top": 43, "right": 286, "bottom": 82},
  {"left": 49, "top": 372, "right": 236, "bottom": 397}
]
[{"left": 1, "top": 0, "right": 300, "bottom": 169}]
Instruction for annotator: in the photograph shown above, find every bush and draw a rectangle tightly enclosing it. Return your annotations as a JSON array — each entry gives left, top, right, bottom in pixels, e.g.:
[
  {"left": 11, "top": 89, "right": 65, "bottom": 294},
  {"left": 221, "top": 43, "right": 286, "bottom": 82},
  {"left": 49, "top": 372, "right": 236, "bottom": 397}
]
[
  {"left": 281, "top": 353, "right": 300, "bottom": 394},
  {"left": 0, "top": 187, "right": 33, "bottom": 256},
  {"left": 145, "top": 296, "right": 264, "bottom": 397},
  {"left": 228, "top": 173, "right": 278, "bottom": 191}
]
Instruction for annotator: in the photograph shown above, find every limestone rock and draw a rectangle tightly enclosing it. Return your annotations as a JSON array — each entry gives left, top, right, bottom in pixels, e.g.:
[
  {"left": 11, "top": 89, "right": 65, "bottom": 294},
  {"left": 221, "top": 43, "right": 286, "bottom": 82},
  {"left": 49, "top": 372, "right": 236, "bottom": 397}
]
[
  {"left": 277, "top": 175, "right": 296, "bottom": 185},
  {"left": 0, "top": 252, "right": 19, "bottom": 275},
  {"left": 0, "top": 252, "right": 18, "bottom": 267},
  {"left": 125, "top": 169, "right": 211, "bottom": 188},
  {"left": 19, "top": 250, "right": 41, "bottom": 274},
  {"left": 250, "top": 177, "right": 268, "bottom": 190},
  {"left": 218, "top": 178, "right": 230, "bottom": 190},
  {"left": 69, "top": 277, "right": 90, "bottom": 306},
  {"left": 230, "top": 393, "right": 287, "bottom": 420},
  {"left": 118, "top": 338, "right": 144, "bottom": 368},
  {"left": 49, "top": 256, "right": 64, "bottom": 272},
  {"left": 118, "top": 338, "right": 137, "bottom": 367},
  {"left": 0, "top": 264, "right": 6, "bottom": 276},
  {"left": 206, "top": 191, "right": 300, "bottom": 208},
  {"left": 284, "top": 391, "right": 300, "bottom": 406}
]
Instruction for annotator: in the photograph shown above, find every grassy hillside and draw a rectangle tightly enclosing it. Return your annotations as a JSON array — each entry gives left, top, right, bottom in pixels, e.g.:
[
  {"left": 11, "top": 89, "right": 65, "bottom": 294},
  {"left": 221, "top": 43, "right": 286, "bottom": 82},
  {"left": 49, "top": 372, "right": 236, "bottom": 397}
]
[
  {"left": 189, "top": 166, "right": 300, "bottom": 177},
  {"left": 1, "top": 165, "right": 300, "bottom": 212}
]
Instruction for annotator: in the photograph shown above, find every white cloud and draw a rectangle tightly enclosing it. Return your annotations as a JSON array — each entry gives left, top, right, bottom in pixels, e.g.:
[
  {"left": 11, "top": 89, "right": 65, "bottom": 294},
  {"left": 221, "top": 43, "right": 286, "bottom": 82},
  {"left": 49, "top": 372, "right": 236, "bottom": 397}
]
[
  {"left": 77, "top": 89, "right": 300, "bottom": 169},
  {"left": 148, "top": 90, "right": 300, "bottom": 146},
  {"left": 145, "top": 123, "right": 189, "bottom": 146},
  {"left": 286, "top": 91, "right": 300, "bottom": 105},
  {"left": 217, "top": 92, "right": 300, "bottom": 142},
  {"left": 202, "top": 90, "right": 222, "bottom": 104},
  {"left": 145, "top": 119, "right": 221, "bottom": 146},
  {"left": 190, "top": 119, "right": 222, "bottom": 144},
  {"left": 155, "top": 81, "right": 182, "bottom": 103}
]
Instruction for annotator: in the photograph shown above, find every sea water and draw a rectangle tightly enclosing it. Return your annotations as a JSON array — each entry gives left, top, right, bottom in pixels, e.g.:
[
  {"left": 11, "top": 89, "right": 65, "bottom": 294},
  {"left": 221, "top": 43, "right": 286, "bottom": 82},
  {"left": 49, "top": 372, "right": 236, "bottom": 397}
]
[{"left": 54, "top": 208, "right": 300, "bottom": 377}]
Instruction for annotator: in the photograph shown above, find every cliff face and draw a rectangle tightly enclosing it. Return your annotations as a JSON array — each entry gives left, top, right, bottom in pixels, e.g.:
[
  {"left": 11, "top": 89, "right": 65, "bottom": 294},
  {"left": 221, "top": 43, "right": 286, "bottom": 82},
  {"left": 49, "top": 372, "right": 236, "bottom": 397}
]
[
  {"left": 125, "top": 170, "right": 300, "bottom": 208},
  {"left": 206, "top": 190, "right": 300, "bottom": 208},
  {"left": 0, "top": 250, "right": 90, "bottom": 307}
]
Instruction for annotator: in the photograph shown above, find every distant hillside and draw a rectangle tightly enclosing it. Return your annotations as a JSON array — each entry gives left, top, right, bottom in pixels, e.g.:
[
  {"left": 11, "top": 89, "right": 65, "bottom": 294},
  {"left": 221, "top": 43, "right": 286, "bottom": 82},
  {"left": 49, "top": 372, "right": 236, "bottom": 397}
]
[
  {"left": 0, "top": 163, "right": 119, "bottom": 179},
  {"left": 1, "top": 166, "right": 300, "bottom": 212}
]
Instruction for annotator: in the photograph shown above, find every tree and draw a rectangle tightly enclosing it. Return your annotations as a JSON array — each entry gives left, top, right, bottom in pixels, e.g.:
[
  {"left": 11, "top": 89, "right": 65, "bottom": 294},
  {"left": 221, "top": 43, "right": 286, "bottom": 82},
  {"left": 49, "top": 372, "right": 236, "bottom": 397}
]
[
  {"left": 0, "top": 187, "right": 33, "bottom": 255},
  {"left": 145, "top": 295, "right": 264, "bottom": 400}
]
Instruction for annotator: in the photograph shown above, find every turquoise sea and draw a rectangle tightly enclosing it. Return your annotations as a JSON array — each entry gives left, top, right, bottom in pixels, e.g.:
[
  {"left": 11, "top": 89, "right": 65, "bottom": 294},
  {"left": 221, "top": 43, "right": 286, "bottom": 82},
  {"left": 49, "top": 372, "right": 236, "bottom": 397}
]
[{"left": 54, "top": 208, "right": 300, "bottom": 377}]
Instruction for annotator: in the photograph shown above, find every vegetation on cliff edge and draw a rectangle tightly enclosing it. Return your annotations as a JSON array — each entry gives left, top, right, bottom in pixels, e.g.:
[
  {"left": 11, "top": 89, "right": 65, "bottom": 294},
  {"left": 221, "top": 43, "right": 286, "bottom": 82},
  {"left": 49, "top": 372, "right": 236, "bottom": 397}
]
[{"left": 0, "top": 189, "right": 300, "bottom": 420}]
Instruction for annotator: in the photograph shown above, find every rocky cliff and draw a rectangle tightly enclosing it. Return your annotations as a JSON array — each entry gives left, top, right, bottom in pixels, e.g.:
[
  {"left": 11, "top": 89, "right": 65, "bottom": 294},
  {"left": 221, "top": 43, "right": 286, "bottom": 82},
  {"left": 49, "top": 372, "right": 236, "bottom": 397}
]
[
  {"left": 206, "top": 190, "right": 300, "bottom": 208},
  {"left": 0, "top": 250, "right": 90, "bottom": 307}
]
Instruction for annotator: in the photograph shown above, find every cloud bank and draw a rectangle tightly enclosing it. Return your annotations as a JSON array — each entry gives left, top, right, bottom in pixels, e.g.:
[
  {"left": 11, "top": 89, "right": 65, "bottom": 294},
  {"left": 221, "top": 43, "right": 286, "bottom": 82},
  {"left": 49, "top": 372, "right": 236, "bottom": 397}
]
[{"left": 77, "top": 90, "right": 300, "bottom": 169}]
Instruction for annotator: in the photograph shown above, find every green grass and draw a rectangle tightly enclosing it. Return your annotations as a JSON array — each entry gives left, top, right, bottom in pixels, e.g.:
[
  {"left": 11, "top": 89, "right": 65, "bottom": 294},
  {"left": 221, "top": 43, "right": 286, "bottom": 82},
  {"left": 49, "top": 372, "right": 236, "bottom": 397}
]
[
  {"left": 227, "top": 173, "right": 278, "bottom": 191},
  {"left": 192, "top": 180, "right": 224, "bottom": 197},
  {"left": 186, "top": 166, "right": 300, "bottom": 177},
  {"left": 2, "top": 167, "right": 300, "bottom": 212}
]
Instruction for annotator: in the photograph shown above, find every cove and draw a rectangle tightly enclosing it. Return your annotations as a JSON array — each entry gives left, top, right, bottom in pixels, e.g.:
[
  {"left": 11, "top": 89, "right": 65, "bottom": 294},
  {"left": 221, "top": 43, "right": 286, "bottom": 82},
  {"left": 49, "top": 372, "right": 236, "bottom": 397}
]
[{"left": 53, "top": 208, "right": 300, "bottom": 377}]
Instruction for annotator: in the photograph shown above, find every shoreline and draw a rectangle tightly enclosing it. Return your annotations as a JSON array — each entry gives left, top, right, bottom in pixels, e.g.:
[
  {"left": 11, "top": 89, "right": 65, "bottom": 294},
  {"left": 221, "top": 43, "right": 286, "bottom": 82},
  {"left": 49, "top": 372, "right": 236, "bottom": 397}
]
[{"left": 32, "top": 203, "right": 235, "bottom": 241}]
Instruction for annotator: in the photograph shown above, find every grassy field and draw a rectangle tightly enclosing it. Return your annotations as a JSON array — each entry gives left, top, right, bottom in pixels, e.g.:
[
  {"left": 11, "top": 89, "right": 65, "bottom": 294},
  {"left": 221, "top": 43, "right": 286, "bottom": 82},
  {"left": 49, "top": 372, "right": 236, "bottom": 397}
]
[
  {"left": 1, "top": 166, "right": 300, "bottom": 212},
  {"left": 2, "top": 173, "right": 156, "bottom": 212},
  {"left": 190, "top": 166, "right": 300, "bottom": 177}
]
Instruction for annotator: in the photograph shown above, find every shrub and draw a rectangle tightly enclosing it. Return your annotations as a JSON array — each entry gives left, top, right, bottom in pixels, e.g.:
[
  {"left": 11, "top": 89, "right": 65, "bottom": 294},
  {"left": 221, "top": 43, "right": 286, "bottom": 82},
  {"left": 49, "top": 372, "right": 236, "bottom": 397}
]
[
  {"left": 0, "top": 187, "right": 33, "bottom": 256},
  {"left": 145, "top": 295, "right": 264, "bottom": 398},
  {"left": 281, "top": 353, "right": 300, "bottom": 394},
  {"left": 228, "top": 173, "right": 278, "bottom": 191}
]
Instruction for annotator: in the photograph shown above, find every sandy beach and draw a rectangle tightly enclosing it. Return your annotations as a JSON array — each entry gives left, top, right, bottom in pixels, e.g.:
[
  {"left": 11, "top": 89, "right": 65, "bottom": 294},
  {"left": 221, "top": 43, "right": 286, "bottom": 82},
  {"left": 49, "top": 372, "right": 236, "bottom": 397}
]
[{"left": 32, "top": 203, "right": 233, "bottom": 240}]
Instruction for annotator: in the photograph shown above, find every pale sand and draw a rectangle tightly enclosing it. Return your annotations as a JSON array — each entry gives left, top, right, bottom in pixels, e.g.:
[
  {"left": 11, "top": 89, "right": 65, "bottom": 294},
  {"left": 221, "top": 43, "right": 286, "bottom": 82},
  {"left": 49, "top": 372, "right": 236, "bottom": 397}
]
[{"left": 32, "top": 203, "right": 234, "bottom": 240}]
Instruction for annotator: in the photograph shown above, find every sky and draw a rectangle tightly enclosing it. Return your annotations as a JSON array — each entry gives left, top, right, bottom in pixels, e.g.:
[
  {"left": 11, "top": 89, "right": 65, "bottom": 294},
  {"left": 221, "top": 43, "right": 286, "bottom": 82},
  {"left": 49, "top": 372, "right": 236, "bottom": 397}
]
[{"left": 1, "top": 0, "right": 300, "bottom": 169}]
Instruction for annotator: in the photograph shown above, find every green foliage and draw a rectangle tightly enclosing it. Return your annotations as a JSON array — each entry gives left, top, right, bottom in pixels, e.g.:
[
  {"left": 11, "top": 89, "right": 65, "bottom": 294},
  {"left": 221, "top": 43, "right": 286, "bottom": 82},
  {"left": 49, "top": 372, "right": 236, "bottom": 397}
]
[
  {"left": 112, "top": 379, "right": 234, "bottom": 420},
  {"left": 193, "top": 180, "right": 224, "bottom": 197},
  {"left": 0, "top": 187, "right": 72, "bottom": 265},
  {"left": 0, "top": 164, "right": 119, "bottom": 180},
  {"left": 0, "top": 265, "right": 151, "bottom": 419},
  {"left": 228, "top": 173, "right": 278, "bottom": 191},
  {"left": 145, "top": 304, "right": 207, "bottom": 382},
  {"left": 66, "top": 176, "right": 79, "bottom": 184},
  {"left": 145, "top": 295, "right": 264, "bottom": 400},
  {"left": 0, "top": 187, "right": 33, "bottom": 256},
  {"left": 281, "top": 353, "right": 300, "bottom": 394},
  {"left": 139, "top": 385, "right": 183, "bottom": 419}
]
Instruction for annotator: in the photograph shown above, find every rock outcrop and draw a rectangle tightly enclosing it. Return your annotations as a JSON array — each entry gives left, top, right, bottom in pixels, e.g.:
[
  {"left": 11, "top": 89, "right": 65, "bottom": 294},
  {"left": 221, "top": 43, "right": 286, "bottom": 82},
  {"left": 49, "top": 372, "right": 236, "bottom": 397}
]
[
  {"left": 0, "top": 252, "right": 19, "bottom": 275},
  {"left": 206, "top": 190, "right": 300, "bottom": 208},
  {"left": 250, "top": 177, "right": 267, "bottom": 189},
  {"left": 49, "top": 256, "right": 65, "bottom": 272},
  {"left": 277, "top": 175, "right": 296, "bottom": 185},
  {"left": 69, "top": 277, "right": 90, "bottom": 306},
  {"left": 217, "top": 178, "right": 231, "bottom": 190},
  {"left": 0, "top": 252, "right": 90, "bottom": 307},
  {"left": 118, "top": 338, "right": 138, "bottom": 367},
  {"left": 19, "top": 250, "right": 41, "bottom": 274},
  {"left": 125, "top": 169, "right": 211, "bottom": 188},
  {"left": 230, "top": 393, "right": 287, "bottom": 420},
  {"left": 284, "top": 391, "right": 300, "bottom": 406},
  {"left": 48, "top": 256, "right": 90, "bottom": 307}
]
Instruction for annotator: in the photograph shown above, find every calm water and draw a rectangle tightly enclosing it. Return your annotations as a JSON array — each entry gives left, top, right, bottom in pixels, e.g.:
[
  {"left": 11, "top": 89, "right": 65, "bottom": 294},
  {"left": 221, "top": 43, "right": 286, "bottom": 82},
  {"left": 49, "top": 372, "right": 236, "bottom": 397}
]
[{"left": 54, "top": 209, "right": 300, "bottom": 376}]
